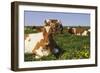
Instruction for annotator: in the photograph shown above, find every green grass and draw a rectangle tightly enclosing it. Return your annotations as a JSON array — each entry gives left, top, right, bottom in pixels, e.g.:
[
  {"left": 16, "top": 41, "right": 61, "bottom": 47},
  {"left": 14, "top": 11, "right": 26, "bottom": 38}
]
[
  {"left": 24, "top": 27, "right": 90, "bottom": 61},
  {"left": 53, "top": 32, "right": 90, "bottom": 60}
]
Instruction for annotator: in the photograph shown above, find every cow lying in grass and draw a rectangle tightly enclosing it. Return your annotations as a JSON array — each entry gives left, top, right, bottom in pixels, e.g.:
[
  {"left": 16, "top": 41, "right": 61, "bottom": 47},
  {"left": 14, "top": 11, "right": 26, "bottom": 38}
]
[{"left": 25, "top": 23, "right": 60, "bottom": 59}]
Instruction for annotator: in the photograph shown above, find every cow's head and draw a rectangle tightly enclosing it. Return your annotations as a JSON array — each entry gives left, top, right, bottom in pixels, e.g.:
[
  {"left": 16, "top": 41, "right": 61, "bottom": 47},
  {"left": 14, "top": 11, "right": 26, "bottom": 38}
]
[
  {"left": 42, "top": 24, "right": 53, "bottom": 46},
  {"left": 44, "top": 19, "right": 62, "bottom": 33}
]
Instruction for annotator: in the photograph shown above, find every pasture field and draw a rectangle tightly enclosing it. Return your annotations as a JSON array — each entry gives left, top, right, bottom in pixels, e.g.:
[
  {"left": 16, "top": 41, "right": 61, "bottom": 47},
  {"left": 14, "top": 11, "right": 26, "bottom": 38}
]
[{"left": 24, "top": 26, "right": 90, "bottom": 61}]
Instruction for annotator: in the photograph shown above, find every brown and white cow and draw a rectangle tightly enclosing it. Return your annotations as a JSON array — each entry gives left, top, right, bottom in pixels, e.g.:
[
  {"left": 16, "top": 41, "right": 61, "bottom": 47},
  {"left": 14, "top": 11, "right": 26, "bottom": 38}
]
[
  {"left": 68, "top": 27, "right": 89, "bottom": 36},
  {"left": 25, "top": 24, "right": 59, "bottom": 59}
]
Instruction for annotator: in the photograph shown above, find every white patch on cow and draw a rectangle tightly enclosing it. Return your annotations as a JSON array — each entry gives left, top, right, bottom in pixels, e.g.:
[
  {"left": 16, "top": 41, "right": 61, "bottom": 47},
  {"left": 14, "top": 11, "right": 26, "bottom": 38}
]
[
  {"left": 46, "top": 19, "right": 50, "bottom": 23},
  {"left": 35, "top": 47, "right": 50, "bottom": 59},
  {"left": 82, "top": 30, "right": 88, "bottom": 36},
  {"left": 44, "top": 26, "right": 50, "bottom": 33},
  {"left": 35, "top": 47, "right": 44, "bottom": 57},
  {"left": 72, "top": 28, "right": 76, "bottom": 34},
  {"left": 76, "top": 33, "right": 81, "bottom": 36},
  {"left": 42, "top": 50, "right": 50, "bottom": 56},
  {"left": 25, "top": 32, "right": 43, "bottom": 53}
]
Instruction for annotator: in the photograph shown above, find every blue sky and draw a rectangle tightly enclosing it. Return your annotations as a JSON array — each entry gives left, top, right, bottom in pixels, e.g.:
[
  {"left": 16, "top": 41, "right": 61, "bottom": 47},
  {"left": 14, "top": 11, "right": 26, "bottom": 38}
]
[{"left": 24, "top": 11, "right": 90, "bottom": 26}]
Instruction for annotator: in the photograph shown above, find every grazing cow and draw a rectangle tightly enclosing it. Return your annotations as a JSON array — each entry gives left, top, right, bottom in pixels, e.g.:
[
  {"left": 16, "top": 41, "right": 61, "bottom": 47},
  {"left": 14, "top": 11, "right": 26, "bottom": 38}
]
[
  {"left": 44, "top": 19, "right": 63, "bottom": 34},
  {"left": 25, "top": 24, "right": 60, "bottom": 59},
  {"left": 68, "top": 27, "right": 89, "bottom": 36}
]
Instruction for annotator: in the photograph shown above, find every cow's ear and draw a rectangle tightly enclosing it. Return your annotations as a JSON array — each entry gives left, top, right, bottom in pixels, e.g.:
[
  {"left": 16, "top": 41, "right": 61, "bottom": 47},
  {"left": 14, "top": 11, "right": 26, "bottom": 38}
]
[
  {"left": 57, "top": 20, "right": 61, "bottom": 23},
  {"left": 44, "top": 20, "right": 48, "bottom": 25},
  {"left": 44, "top": 19, "right": 50, "bottom": 26},
  {"left": 44, "top": 20, "right": 47, "bottom": 24}
]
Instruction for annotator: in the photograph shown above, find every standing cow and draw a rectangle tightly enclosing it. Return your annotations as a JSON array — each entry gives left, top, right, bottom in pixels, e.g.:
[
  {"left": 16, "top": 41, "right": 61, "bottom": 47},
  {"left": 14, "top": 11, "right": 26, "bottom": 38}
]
[{"left": 68, "top": 27, "right": 89, "bottom": 36}]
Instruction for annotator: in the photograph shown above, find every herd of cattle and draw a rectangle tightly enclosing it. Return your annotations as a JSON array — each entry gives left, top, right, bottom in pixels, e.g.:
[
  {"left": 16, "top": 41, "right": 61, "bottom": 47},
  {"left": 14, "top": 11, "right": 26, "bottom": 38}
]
[{"left": 25, "top": 19, "right": 90, "bottom": 59}]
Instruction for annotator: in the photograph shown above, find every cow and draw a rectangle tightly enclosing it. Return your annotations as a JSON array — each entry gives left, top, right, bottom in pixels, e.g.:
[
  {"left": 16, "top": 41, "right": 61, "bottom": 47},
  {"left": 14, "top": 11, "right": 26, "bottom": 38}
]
[
  {"left": 25, "top": 23, "right": 60, "bottom": 59},
  {"left": 68, "top": 27, "right": 89, "bottom": 36},
  {"left": 44, "top": 19, "right": 63, "bottom": 34}
]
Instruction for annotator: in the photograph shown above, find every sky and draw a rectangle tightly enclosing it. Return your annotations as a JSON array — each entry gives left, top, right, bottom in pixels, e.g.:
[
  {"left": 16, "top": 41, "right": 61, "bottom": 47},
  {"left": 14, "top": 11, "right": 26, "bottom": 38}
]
[{"left": 24, "top": 11, "right": 90, "bottom": 26}]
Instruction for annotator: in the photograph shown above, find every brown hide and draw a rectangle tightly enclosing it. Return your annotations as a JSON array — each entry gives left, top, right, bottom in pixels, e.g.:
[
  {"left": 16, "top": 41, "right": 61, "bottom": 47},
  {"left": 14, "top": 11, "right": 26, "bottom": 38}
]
[
  {"left": 68, "top": 28, "right": 75, "bottom": 34},
  {"left": 68, "top": 27, "right": 85, "bottom": 35},
  {"left": 76, "top": 28, "right": 84, "bottom": 34}
]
